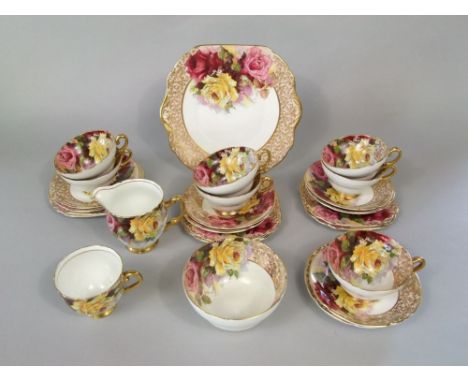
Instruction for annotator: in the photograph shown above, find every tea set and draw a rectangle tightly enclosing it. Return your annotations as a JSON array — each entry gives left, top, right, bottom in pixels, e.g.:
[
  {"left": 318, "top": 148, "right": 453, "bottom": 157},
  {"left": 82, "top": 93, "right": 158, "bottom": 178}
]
[{"left": 49, "top": 44, "right": 425, "bottom": 330}]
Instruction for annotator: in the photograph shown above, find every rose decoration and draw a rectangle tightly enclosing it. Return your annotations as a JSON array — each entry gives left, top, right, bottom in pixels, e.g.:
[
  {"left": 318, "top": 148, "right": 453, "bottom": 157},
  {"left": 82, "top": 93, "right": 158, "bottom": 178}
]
[
  {"left": 241, "top": 47, "right": 273, "bottom": 83},
  {"left": 314, "top": 205, "right": 340, "bottom": 222},
  {"left": 185, "top": 49, "right": 222, "bottom": 83},
  {"left": 185, "top": 45, "right": 275, "bottom": 111},
  {"left": 310, "top": 161, "right": 328, "bottom": 181},
  {"left": 185, "top": 260, "right": 201, "bottom": 293},
  {"left": 193, "top": 164, "right": 211, "bottom": 187},
  {"left": 322, "top": 146, "right": 336, "bottom": 166},
  {"left": 55, "top": 145, "right": 79, "bottom": 172}
]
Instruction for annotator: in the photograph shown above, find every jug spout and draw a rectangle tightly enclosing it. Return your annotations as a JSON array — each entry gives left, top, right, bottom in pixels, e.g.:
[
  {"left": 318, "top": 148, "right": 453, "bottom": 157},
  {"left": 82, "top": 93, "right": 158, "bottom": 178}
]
[
  {"left": 92, "top": 184, "right": 115, "bottom": 211},
  {"left": 92, "top": 179, "right": 165, "bottom": 218}
]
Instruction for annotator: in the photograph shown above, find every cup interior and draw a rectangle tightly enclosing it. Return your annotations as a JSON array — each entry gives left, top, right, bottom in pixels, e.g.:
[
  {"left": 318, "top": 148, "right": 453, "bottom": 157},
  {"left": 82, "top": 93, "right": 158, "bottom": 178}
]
[
  {"left": 201, "top": 262, "right": 276, "bottom": 320},
  {"left": 55, "top": 246, "right": 122, "bottom": 300}
]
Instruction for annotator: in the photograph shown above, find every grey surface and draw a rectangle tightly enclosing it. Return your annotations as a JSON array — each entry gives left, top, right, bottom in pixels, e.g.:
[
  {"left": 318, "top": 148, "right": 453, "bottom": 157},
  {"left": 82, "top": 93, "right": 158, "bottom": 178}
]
[{"left": 0, "top": 16, "right": 467, "bottom": 365}]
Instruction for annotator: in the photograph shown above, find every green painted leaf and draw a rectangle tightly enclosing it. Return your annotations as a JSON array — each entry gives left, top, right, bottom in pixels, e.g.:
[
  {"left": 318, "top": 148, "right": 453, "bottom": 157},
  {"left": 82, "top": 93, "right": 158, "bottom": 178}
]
[
  {"left": 341, "top": 239, "right": 350, "bottom": 252},
  {"left": 195, "top": 251, "right": 205, "bottom": 262},
  {"left": 201, "top": 295, "right": 212, "bottom": 304},
  {"left": 231, "top": 62, "right": 241, "bottom": 72},
  {"left": 339, "top": 256, "right": 350, "bottom": 270}
]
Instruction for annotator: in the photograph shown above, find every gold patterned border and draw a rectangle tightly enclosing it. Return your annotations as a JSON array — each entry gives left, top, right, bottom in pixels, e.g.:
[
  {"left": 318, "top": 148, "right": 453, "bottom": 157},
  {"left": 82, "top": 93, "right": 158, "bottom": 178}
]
[{"left": 160, "top": 45, "right": 302, "bottom": 171}]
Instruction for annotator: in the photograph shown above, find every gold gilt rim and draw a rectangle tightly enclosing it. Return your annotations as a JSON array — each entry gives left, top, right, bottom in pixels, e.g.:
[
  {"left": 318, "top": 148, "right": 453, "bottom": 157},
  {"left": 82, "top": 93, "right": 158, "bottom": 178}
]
[
  {"left": 304, "top": 247, "right": 422, "bottom": 329},
  {"left": 304, "top": 169, "right": 396, "bottom": 214},
  {"left": 160, "top": 44, "right": 302, "bottom": 171},
  {"left": 299, "top": 180, "right": 399, "bottom": 231}
]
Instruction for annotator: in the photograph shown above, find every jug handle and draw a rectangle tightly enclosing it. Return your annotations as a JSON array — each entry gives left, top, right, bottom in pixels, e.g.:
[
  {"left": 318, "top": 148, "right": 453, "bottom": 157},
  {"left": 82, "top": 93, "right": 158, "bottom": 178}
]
[{"left": 163, "top": 195, "right": 183, "bottom": 231}]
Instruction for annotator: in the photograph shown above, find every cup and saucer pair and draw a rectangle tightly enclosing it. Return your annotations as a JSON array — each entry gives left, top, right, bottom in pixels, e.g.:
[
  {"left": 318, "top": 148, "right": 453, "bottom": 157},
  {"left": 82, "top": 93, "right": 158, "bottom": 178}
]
[{"left": 304, "top": 231, "right": 425, "bottom": 328}]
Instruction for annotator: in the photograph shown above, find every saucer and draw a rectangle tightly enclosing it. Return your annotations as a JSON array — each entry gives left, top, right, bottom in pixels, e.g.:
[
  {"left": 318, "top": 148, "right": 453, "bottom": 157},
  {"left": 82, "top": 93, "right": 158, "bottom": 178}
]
[
  {"left": 181, "top": 197, "right": 281, "bottom": 243},
  {"left": 304, "top": 161, "right": 395, "bottom": 214},
  {"left": 182, "top": 176, "right": 276, "bottom": 231},
  {"left": 299, "top": 180, "right": 399, "bottom": 231},
  {"left": 304, "top": 246, "right": 422, "bottom": 328},
  {"left": 48, "top": 161, "right": 144, "bottom": 218}
]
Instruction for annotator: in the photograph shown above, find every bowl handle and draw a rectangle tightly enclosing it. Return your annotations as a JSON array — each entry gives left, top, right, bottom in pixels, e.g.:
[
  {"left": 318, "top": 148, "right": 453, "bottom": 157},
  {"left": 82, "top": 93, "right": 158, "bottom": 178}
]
[
  {"left": 163, "top": 195, "right": 183, "bottom": 231},
  {"left": 386, "top": 147, "right": 402, "bottom": 166},
  {"left": 412, "top": 256, "right": 426, "bottom": 273}
]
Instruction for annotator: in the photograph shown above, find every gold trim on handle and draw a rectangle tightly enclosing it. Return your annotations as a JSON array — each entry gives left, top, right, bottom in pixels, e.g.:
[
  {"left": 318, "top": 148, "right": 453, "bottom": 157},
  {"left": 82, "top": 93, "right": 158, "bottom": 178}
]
[
  {"left": 115, "top": 134, "right": 129, "bottom": 153},
  {"left": 122, "top": 270, "right": 143, "bottom": 293},
  {"left": 118, "top": 148, "right": 133, "bottom": 168},
  {"left": 412, "top": 257, "right": 426, "bottom": 273},
  {"left": 379, "top": 165, "right": 397, "bottom": 181},
  {"left": 386, "top": 147, "right": 402, "bottom": 166},
  {"left": 164, "top": 195, "right": 183, "bottom": 230}
]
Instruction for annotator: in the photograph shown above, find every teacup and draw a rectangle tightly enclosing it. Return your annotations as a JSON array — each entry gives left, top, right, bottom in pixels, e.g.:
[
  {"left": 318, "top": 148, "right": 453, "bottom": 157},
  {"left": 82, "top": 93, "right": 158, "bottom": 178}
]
[
  {"left": 324, "top": 231, "right": 425, "bottom": 300},
  {"left": 321, "top": 134, "right": 402, "bottom": 178},
  {"left": 93, "top": 179, "right": 182, "bottom": 254},
  {"left": 55, "top": 131, "right": 130, "bottom": 180},
  {"left": 193, "top": 147, "right": 270, "bottom": 196},
  {"left": 323, "top": 161, "right": 397, "bottom": 195},
  {"left": 195, "top": 173, "right": 261, "bottom": 211},
  {"left": 54, "top": 245, "right": 143, "bottom": 318},
  {"left": 183, "top": 237, "right": 287, "bottom": 331},
  {"left": 61, "top": 150, "right": 132, "bottom": 203}
]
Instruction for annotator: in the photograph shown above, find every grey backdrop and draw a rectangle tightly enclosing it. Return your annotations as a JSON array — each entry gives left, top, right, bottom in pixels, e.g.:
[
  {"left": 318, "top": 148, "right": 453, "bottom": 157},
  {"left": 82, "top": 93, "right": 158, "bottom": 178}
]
[{"left": 0, "top": 16, "right": 467, "bottom": 365}]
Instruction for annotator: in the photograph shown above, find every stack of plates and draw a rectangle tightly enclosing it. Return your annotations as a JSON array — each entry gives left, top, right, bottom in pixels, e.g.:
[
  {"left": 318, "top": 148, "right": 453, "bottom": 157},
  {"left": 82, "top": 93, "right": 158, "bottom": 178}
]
[
  {"left": 181, "top": 176, "right": 281, "bottom": 243},
  {"left": 300, "top": 161, "right": 399, "bottom": 230}
]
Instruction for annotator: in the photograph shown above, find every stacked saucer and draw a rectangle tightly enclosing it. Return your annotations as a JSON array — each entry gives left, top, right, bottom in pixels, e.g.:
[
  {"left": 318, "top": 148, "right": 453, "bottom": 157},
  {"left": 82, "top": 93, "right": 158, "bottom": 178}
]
[
  {"left": 48, "top": 130, "right": 144, "bottom": 218},
  {"left": 300, "top": 135, "right": 401, "bottom": 231},
  {"left": 304, "top": 231, "right": 425, "bottom": 328},
  {"left": 181, "top": 147, "right": 281, "bottom": 243}
]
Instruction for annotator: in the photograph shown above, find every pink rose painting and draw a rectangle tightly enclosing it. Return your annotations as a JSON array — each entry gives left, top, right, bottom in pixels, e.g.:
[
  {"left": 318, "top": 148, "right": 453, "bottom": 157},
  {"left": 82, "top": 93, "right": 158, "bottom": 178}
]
[
  {"left": 193, "top": 164, "right": 211, "bottom": 187},
  {"left": 310, "top": 161, "right": 328, "bottom": 181},
  {"left": 55, "top": 145, "right": 79, "bottom": 172},
  {"left": 324, "top": 241, "right": 344, "bottom": 271},
  {"left": 185, "top": 261, "right": 201, "bottom": 293},
  {"left": 241, "top": 47, "right": 273, "bottom": 84},
  {"left": 314, "top": 205, "right": 340, "bottom": 222},
  {"left": 321, "top": 146, "right": 336, "bottom": 166}
]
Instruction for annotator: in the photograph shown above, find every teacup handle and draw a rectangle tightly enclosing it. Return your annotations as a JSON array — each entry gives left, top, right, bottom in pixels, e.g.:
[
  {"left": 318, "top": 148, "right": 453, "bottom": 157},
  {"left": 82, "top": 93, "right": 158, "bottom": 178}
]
[
  {"left": 412, "top": 257, "right": 426, "bottom": 273},
  {"left": 386, "top": 147, "right": 402, "bottom": 166},
  {"left": 375, "top": 163, "right": 397, "bottom": 181},
  {"left": 117, "top": 148, "right": 133, "bottom": 168},
  {"left": 163, "top": 195, "right": 183, "bottom": 231},
  {"left": 115, "top": 133, "right": 129, "bottom": 154},
  {"left": 257, "top": 148, "right": 271, "bottom": 173},
  {"left": 122, "top": 270, "right": 143, "bottom": 293}
]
